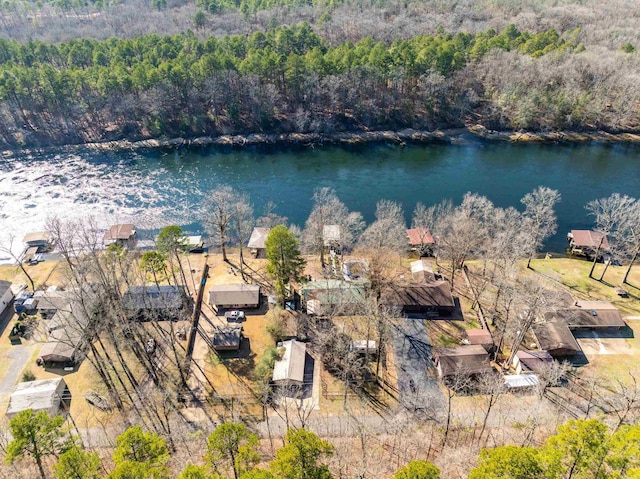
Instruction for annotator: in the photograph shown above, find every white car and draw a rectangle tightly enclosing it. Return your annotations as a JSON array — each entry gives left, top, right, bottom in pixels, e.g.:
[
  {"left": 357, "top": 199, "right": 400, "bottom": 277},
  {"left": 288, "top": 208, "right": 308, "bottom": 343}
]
[{"left": 224, "top": 310, "right": 246, "bottom": 321}]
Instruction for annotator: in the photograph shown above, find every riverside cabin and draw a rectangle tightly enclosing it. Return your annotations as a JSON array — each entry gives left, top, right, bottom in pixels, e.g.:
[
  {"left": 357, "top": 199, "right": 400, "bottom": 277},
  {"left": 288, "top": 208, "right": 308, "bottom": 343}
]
[
  {"left": 103, "top": 223, "right": 137, "bottom": 247},
  {"left": 406, "top": 227, "right": 436, "bottom": 256},
  {"left": 567, "top": 230, "right": 610, "bottom": 257},
  {"left": 247, "top": 227, "right": 270, "bottom": 258}
]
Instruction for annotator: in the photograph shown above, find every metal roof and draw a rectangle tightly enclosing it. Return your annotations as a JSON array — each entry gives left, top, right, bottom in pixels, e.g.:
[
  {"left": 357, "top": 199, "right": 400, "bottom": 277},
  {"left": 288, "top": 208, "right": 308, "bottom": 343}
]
[
  {"left": 382, "top": 281, "right": 455, "bottom": 308},
  {"left": 103, "top": 224, "right": 135, "bottom": 241},
  {"left": 123, "top": 285, "right": 186, "bottom": 311},
  {"left": 272, "top": 340, "right": 306, "bottom": 383},
  {"left": 247, "top": 228, "right": 270, "bottom": 249},
  {"left": 406, "top": 228, "right": 435, "bottom": 246},
  {"left": 570, "top": 230, "right": 610, "bottom": 250},
  {"left": 323, "top": 225, "right": 341, "bottom": 245},
  {"left": 209, "top": 284, "right": 260, "bottom": 306},
  {"left": 22, "top": 231, "right": 52, "bottom": 245},
  {"left": 504, "top": 374, "right": 539, "bottom": 389},
  {"left": 6, "top": 378, "right": 67, "bottom": 417}
]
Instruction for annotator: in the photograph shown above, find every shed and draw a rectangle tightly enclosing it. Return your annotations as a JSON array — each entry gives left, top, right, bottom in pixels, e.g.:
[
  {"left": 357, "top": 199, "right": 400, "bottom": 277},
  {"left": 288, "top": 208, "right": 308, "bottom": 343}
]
[
  {"left": 466, "top": 329, "right": 494, "bottom": 352},
  {"left": 0, "top": 280, "right": 13, "bottom": 316},
  {"left": 406, "top": 228, "right": 435, "bottom": 246},
  {"left": 209, "top": 284, "right": 260, "bottom": 309},
  {"left": 381, "top": 281, "right": 455, "bottom": 317},
  {"left": 323, "top": 225, "right": 341, "bottom": 246},
  {"left": 272, "top": 339, "right": 306, "bottom": 386},
  {"left": 22, "top": 231, "right": 53, "bottom": 249},
  {"left": 247, "top": 228, "right": 270, "bottom": 257},
  {"left": 514, "top": 350, "right": 554, "bottom": 374},
  {"left": 181, "top": 236, "right": 205, "bottom": 253},
  {"left": 122, "top": 285, "right": 187, "bottom": 320},
  {"left": 568, "top": 230, "right": 610, "bottom": 254},
  {"left": 6, "top": 378, "right": 68, "bottom": 418},
  {"left": 435, "top": 345, "right": 493, "bottom": 378},
  {"left": 532, "top": 322, "right": 581, "bottom": 357},
  {"left": 212, "top": 326, "right": 243, "bottom": 351},
  {"left": 410, "top": 259, "right": 436, "bottom": 283},
  {"left": 103, "top": 224, "right": 136, "bottom": 246}
]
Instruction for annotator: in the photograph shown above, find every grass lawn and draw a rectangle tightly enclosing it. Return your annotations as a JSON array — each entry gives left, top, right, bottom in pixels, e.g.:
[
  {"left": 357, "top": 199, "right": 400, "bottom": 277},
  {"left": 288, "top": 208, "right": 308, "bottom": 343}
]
[{"left": 525, "top": 258, "right": 640, "bottom": 316}]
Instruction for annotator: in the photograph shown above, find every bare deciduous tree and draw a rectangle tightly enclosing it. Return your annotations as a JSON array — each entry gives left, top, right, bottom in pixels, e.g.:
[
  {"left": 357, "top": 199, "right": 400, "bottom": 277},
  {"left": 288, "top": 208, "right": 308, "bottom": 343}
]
[
  {"left": 359, "top": 199, "right": 407, "bottom": 253},
  {"left": 204, "top": 185, "right": 239, "bottom": 262},
  {"left": 521, "top": 186, "right": 561, "bottom": 269}
]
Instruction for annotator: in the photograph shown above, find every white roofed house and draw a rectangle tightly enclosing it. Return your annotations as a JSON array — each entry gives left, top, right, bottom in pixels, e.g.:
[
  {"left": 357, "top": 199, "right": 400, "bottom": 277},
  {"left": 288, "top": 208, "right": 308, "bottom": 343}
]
[
  {"left": 247, "top": 227, "right": 270, "bottom": 258},
  {"left": 6, "top": 378, "right": 69, "bottom": 418},
  {"left": 272, "top": 339, "right": 307, "bottom": 387}
]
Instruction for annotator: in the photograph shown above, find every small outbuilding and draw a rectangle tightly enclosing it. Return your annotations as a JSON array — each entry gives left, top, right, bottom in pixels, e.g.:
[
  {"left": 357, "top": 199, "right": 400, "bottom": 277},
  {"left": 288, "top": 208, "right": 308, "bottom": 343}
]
[
  {"left": 382, "top": 281, "right": 455, "bottom": 317},
  {"left": 6, "top": 378, "right": 69, "bottom": 418},
  {"left": 434, "top": 345, "right": 493, "bottom": 379},
  {"left": 465, "top": 329, "right": 494, "bottom": 352},
  {"left": 568, "top": 230, "right": 609, "bottom": 255},
  {"left": 247, "top": 228, "right": 270, "bottom": 258},
  {"left": 209, "top": 284, "right": 260, "bottom": 310},
  {"left": 22, "top": 231, "right": 54, "bottom": 250},
  {"left": 406, "top": 228, "right": 435, "bottom": 256},
  {"left": 212, "top": 326, "right": 243, "bottom": 351},
  {"left": 181, "top": 236, "right": 205, "bottom": 253},
  {"left": 513, "top": 350, "right": 554, "bottom": 374},
  {"left": 0, "top": 280, "right": 13, "bottom": 316},
  {"left": 272, "top": 339, "right": 306, "bottom": 386},
  {"left": 503, "top": 374, "right": 539, "bottom": 392},
  {"left": 103, "top": 224, "right": 137, "bottom": 247},
  {"left": 532, "top": 322, "right": 581, "bottom": 357}
]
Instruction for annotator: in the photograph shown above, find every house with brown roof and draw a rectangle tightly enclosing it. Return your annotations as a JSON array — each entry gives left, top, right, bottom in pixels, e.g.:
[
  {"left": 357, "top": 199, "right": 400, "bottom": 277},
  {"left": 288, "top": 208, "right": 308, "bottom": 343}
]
[
  {"left": 103, "top": 224, "right": 137, "bottom": 247},
  {"left": 406, "top": 227, "right": 435, "bottom": 256},
  {"left": 568, "top": 230, "right": 609, "bottom": 256},
  {"left": 434, "top": 345, "right": 493, "bottom": 379},
  {"left": 532, "top": 322, "right": 581, "bottom": 357},
  {"left": 247, "top": 227, "right": 270, "bottom": 258},
  {"left": 212, "top": 326, "right": 243, "bottom": 351},
  {"left": 382, "top": 281, "right": 455, "bottom": 317},
  {"left": 209, "top": 284, "right": 260, "bottom": 310}
]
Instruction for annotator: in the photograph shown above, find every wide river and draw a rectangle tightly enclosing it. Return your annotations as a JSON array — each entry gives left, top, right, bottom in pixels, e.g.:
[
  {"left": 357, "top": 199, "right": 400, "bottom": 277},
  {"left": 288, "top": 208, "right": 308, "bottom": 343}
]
[{"left": 1, "top": 139, "right": 639, "bottom": 259}]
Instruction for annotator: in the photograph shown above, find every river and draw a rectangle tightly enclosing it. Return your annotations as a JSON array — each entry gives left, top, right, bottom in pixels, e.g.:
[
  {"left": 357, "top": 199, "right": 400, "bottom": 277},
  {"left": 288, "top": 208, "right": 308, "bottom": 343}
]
[{"left": 1, "top": 139, "right": 639, "bottom": 260}]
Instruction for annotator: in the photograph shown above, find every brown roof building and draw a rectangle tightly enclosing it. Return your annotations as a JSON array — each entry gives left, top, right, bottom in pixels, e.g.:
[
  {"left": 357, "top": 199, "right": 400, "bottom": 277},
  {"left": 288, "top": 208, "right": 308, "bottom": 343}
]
[
  {"left": 466, "top": 329, "right": 494, "bottom": 352},
  {"left": 514, "top": 350, "right": 554, "bottom": 374},
  {"left": 434, "top": 345, "right": 493, "bottom": 378},
  {"left": 532, "top": 322, "right": 581, "bottom": 357},
  {"left": 209, "top": 284, "right": 260, "bottom": 309},
  {"left": 103, "top": 224, "right": 136, "bottom": 246},
  {"left": 544, "top": 300, "right": 625, "bottom": 330},
  {"left": 568, "top": 230, "right": 610, "bottom": 254},
  {"left": 406, "top": 228, "right": 435, "bottom": 246},
  {"left": 382, "top": 281, "right": 455, "bottom": 317}
]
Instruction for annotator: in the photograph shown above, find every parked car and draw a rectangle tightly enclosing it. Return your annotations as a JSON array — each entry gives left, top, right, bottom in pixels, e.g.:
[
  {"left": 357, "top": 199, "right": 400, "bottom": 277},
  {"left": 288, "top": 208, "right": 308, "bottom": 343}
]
[{"left": 225, "top": 310, "right": 246, "bottom": 321}]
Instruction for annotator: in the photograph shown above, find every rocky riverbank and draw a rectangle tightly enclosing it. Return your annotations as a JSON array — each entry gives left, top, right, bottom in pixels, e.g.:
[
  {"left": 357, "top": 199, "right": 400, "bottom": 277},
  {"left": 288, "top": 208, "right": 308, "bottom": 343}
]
[{"left": 2, "top": 126, "right": 640, "bottom": 157}]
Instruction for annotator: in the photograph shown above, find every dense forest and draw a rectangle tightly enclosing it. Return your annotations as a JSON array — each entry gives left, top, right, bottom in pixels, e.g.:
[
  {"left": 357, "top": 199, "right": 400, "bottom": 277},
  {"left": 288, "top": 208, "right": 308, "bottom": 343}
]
[{"left": 0, "top": 0, "right": 637, "bottom": 148}]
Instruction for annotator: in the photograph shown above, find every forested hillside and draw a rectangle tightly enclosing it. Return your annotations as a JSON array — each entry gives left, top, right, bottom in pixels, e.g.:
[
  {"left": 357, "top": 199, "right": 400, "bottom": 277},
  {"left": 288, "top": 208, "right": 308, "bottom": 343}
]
[{"left": 0, "top": 0, "right": 637, "bottom": 148}]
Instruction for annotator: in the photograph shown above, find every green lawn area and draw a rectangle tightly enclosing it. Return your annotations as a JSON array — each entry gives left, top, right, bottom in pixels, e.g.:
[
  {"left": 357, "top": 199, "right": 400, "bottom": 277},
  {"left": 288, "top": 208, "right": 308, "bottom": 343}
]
[{"left": 525, "top": 258, "right": 640, "bottom": 316}]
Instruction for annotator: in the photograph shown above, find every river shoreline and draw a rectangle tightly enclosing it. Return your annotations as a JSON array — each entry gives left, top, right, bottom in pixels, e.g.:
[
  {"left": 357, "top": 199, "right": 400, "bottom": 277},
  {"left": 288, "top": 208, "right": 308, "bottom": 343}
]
[{"left": 2, "top": 126, "right": 640, "bottom": 157}]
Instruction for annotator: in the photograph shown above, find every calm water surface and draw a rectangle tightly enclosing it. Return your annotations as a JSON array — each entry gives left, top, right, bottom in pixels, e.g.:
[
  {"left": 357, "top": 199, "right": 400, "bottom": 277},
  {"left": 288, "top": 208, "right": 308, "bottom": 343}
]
[{"left": 1, "top": 139, "right": 639, "bottom": 258}]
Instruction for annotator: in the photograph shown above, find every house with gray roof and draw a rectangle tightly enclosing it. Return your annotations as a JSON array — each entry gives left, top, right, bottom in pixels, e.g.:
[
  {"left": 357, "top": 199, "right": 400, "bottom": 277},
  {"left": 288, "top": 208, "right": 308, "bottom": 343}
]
[{"left": 6, "top": 378, "right": 69, "bottom": 417}]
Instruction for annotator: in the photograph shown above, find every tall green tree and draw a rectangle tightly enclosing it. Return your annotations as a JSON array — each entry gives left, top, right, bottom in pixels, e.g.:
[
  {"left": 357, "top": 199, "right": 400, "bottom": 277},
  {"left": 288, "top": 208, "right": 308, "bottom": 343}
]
[
  {"left": 540, "top": 419, "right": 610, "bottom": 479},
  {"left": 178, "top": 464, "right": 215, "bottom": 479},
  {"left": 55, "top": 446, "right": 103, "bottom": 479},
  {"left": 265, "top": 225, "right": 306, "bottom": 300},
  {"left": 140, "top": 251, "right": 168, "bottom": 286},
  {"left": 393, "top": 460, "right": 440, "bottom": 479},
  {"left": 5, "top": 410, "right": 72, "bottom": 479},
  {"left": 468, "top": 446, "right": 543, "bottom": 479},
  {"left": 207, "top": 423, "right": 260, "bottom": 479},
  {"left": 269, "top": 428, "right": 333, "bottom": 479},
  {"left": 112, "top": 426, "right": 170, "bottom": 467},
  {"left": 605, "top": 424, "right": 640, "bottom": 478},
  {"left": 157, "top": 224, "right": 188, "bottom": 287},
  {"left": 108, "top": 460, "right": 171, "bottom": 479}
]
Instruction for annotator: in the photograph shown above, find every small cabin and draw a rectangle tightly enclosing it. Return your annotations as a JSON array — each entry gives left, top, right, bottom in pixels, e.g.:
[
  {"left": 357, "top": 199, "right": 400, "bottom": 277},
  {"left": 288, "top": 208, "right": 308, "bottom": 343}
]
[
  {"left": 104, "top": 224, "right": 137, "bottom": 247},
  {"left": 406, "top": 228, "right": 435, "bottom": 256},
  {"left": 212, "top": 326, "right": 243, "bottom": 352},
  {"left": 272, "top": 339, "right": 306, "bottom": 387},
  {"left": 209, "top": 284, "right": 260, "bottom": 310},
  {"left": 567, "top": 230, "right": 609, "bottom": 256},
  {"left": 247, "top": 228, "right": 270, "bottom": 258}
]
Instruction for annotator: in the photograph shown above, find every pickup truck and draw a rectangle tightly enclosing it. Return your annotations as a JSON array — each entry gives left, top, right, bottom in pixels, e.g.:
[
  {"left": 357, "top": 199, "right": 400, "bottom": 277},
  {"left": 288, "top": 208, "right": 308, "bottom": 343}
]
[{"left": 224, "top": 310, "right": 246, "bottom": 321}]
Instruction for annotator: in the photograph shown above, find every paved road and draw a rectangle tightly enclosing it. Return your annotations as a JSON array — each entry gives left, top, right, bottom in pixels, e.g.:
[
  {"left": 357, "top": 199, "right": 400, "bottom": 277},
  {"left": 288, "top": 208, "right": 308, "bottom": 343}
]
[
  {"left": 0, "top": 343, "right": 40, "bottom": 402},
  {"left": 390, "top": 318, "right": 444, "bottom": 416}
]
